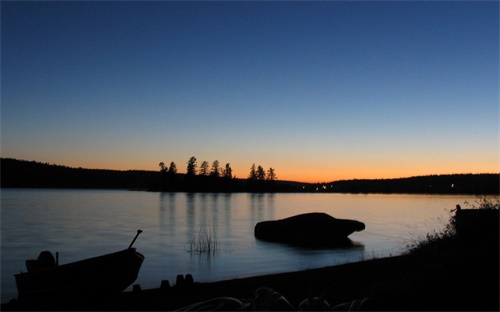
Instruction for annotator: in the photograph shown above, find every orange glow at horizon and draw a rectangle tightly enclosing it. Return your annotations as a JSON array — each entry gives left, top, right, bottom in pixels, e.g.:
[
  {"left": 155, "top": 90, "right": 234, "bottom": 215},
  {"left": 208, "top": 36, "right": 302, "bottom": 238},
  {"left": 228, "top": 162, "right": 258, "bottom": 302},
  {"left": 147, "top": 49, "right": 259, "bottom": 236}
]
[{"left": 31, "top": 155, "right": 499, "bottom": 184}]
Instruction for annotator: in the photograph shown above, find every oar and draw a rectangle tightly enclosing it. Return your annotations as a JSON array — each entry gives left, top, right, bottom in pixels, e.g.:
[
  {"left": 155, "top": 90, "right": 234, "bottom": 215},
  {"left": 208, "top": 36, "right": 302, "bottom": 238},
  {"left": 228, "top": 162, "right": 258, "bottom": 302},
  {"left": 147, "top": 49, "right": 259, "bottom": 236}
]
[{"left": 128, "top": 229, "right": 143, "bottom": 249}]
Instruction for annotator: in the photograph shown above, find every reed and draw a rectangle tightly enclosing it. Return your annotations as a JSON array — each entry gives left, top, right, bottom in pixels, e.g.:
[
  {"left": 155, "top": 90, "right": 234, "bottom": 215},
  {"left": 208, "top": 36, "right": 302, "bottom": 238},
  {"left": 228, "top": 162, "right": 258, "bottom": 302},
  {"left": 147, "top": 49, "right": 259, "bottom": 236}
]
[{"left": 187, "top": 226, "right": 218, "bottom": 255}]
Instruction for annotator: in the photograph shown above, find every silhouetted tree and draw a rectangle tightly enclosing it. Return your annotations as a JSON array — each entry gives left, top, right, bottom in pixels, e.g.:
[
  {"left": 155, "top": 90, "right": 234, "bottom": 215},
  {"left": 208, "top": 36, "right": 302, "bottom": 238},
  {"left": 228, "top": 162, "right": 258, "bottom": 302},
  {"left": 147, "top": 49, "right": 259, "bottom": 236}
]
[
  {"left": 210, "top": 160, "right": 220, "bottom": 177},
  {"left": 199, "top": 161, "right": 209, "bottom": 176},
  {"left": 267, "top": 167, "right": 277, "bottom": 181},
  {"left": 248, "top": 164, "right": 257, "bottom": 180},
  {"left": 168, "top": 162, "right": 177, "bottom": 174},
  {"left": 186, "top": 156, "right": 197, "bottom": 177},
  {"left": 257, "top": 165, "right": 266, "bottom": 180},
  {"left": 159, "top": 162, "right": 166, "bottom": 173},
  {"left": 223, "top": 163, "right": 233, "bottom": 179}
]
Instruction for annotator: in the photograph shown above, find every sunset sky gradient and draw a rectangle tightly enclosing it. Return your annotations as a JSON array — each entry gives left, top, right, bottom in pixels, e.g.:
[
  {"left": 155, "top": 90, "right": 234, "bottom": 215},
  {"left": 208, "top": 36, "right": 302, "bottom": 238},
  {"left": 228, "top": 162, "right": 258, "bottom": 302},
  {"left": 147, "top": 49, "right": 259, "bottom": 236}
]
[{"left": 1, "top": 1, "right": 498, "bottom": 183}]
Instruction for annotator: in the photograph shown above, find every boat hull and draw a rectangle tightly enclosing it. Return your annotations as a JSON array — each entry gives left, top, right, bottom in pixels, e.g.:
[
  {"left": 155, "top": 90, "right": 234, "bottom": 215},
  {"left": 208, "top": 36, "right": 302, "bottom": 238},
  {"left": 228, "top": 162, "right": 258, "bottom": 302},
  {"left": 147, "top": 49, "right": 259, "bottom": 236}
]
[
  {"left": 15, "top": 248, "right": 144, "bottom": 301},
  {"left": 254, "top": 212, "right": 365, "bottom": 247}
]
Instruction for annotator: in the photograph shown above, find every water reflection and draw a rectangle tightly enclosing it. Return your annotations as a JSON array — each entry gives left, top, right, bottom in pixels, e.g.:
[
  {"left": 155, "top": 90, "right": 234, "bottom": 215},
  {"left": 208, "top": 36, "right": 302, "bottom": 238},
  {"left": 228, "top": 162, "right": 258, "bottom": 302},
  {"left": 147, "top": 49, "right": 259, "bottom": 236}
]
[
  {"left": 186, "top": 193, "right": 196, "bottom": 240},
  {"left": 159, "top": 192, "right": 177, "bottom": 240},
  {"left": 249, "top": 193, "right": 276, "bottom": 226}
]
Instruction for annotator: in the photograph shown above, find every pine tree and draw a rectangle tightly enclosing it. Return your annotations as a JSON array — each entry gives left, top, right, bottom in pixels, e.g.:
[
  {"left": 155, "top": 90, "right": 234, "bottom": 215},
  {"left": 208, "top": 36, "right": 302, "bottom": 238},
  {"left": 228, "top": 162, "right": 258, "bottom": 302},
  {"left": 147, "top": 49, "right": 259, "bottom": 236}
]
[
  {"left": 199, "top": 161, "right": 209, "bottom": 176},
  {"left": 186, "top": 156, "right": 197, "bottom": 177},
  {"left": 256, "top": 165, "right": 266, "bottom": 180},
  {"left": 223, "top": 163, "right": 233, "bottom": 179},
  {"left": 266, "top": 167, "right": 277, "bottom": 181},
  {"left": 168, "top": 162, "right": 177, "bottom": 174},
  {"left": 248, "top": 163, "right": 257, "bottom": 180},
  {"left": 210, "top": 160, "right": 220, "bottom": 177}
]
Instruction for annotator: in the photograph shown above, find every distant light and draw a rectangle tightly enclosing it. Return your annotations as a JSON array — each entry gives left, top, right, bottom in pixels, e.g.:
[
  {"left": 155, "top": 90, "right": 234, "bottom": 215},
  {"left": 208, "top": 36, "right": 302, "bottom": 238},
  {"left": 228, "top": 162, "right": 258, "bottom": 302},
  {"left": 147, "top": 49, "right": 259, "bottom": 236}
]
[{"left": 451, "top": 183, "right": 454, "bottom": 188}]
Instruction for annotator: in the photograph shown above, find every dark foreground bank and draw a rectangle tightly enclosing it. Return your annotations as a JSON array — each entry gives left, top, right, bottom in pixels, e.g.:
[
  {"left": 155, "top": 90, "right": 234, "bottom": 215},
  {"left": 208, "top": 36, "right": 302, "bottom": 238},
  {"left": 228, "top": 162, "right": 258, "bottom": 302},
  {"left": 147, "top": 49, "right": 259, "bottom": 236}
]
[{"left": 3, "top": 232, "right": 498, "bottom": 310}]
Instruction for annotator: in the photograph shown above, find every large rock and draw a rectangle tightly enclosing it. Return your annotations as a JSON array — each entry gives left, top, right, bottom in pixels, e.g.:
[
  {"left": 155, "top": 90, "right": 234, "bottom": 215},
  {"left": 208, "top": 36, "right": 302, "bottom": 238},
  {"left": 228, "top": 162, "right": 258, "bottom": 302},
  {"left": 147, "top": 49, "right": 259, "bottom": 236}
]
[
  {"left": 454, "top": 208, "right": 499, "bottom": 240},
  {"left": 254, "top": 212, "right": 365, "bottom": 247}
]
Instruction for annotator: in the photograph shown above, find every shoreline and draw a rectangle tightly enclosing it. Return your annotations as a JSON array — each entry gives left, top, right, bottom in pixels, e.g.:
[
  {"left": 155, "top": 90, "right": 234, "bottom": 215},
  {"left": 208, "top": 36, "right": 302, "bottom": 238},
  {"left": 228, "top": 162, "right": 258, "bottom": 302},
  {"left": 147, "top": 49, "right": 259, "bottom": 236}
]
[
  {"left": 1, "top": 255, "right": 408, "bottom": 310},
  {"left": 3, "top": 208, "right": 498, "bottom": 311},
  {"left": 4, "top": 244, "right": 498, "bottom": 311}
]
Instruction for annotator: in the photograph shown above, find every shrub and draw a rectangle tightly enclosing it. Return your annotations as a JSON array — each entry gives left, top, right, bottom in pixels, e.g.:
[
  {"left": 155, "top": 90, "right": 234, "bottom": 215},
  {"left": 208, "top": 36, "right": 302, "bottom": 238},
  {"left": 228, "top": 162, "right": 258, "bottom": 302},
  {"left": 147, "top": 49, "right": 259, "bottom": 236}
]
[
  {"left": 405, "top": 196, "right": 499, "bottom": 256},
  {"left": 463, "top": 195, "right": 499, "bottom": 210}
]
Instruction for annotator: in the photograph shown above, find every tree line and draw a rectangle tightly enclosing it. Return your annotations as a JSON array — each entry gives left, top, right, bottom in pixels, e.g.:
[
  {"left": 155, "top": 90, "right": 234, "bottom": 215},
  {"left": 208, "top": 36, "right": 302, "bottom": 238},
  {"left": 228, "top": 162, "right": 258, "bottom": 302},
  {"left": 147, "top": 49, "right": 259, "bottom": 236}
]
[
  {"left": 156, "top": 156, "right": 279, "bottom": 192},
  {"left": 0, "top": 158, "right": 295, "bottom": 192},
  {"left": 159, "top": 157, "right": 277, "bottom": 181},
  {"left": 0, "top": 158, "right": 158, "bottom": 190},
  {"left": 2, "top": 158, "right": 498, "bottom": 194},
  {"left": 308, "top": 174, "right": 500, "bottom": 195}
]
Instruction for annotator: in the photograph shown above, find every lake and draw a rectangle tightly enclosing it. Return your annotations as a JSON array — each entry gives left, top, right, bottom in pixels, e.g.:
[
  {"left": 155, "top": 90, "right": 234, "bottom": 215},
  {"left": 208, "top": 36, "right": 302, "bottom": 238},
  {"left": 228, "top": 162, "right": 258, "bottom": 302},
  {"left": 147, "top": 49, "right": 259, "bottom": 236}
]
[{"left": 0, "top": 189, "right": 476, "bottom": 303}]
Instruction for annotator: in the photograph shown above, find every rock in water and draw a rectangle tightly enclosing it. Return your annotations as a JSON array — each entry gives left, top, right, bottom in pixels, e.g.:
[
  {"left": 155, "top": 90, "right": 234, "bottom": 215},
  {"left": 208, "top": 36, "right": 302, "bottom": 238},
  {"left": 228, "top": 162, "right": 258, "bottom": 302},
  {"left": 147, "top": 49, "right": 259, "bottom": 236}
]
[{"left": 254, "top": 212, "right": 365, "bottom": 247}]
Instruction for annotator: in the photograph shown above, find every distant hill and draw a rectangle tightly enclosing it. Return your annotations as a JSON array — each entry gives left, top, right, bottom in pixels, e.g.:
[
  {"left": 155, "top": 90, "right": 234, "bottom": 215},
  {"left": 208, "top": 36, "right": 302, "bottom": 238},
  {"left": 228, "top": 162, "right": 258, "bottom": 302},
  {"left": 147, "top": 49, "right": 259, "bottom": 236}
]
[
  {"left": 0, "top": 158, "right": 303, "bottom": 192},
  {"left": 311, "top": 174, "right": 499, "bottom": 195},
  {"left": 1, "top": 158, "right": 498, "bottom": 194},
  {"left": 0, "top": 158, "right": 159, "bottom": 190}
]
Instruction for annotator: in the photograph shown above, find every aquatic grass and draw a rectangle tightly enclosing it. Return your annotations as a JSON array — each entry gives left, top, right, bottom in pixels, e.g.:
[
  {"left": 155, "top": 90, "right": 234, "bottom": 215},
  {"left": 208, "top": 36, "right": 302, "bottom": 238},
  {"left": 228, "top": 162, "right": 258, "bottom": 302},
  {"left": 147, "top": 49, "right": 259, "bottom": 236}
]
[{"left": 187, "top": 226, "right": 219, "bottom": 255}]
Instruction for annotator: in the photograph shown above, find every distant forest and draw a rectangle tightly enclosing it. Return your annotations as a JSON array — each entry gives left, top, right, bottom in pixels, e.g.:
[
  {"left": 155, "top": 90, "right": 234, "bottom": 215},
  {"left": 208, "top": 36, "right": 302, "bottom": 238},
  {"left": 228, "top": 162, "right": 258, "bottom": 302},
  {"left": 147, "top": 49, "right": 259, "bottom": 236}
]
[
  {"left": 1, "top": 158, "right": 498, "bottom": 195},
  {"left": 0, "top": 158, "right": 297, "bottom": 192}
]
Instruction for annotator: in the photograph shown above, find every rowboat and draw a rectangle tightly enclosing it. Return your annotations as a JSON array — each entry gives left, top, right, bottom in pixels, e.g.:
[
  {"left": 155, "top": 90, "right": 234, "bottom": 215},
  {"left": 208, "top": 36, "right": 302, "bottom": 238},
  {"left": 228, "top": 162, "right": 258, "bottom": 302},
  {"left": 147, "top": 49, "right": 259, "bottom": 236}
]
[
  {"left": 254, "top": 213, "right": 365, "bottom": 247},
  {"left": 14, "top": 230, "right": 145, "bottom": 301}
]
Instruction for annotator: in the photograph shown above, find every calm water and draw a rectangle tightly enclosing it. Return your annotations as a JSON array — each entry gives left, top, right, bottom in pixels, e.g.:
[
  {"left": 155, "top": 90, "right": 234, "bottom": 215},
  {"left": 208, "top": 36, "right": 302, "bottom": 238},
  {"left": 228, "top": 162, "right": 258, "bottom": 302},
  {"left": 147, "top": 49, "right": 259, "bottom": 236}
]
[{"left": 0, "top": 189, "right": 475, "bottom": 303}]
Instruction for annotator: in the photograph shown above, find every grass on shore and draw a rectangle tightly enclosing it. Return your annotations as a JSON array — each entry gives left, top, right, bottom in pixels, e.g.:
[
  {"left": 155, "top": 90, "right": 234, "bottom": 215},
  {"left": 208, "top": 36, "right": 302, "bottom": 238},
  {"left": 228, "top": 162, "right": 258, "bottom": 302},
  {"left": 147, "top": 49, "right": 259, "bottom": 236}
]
[
  {"left": 385, "top": 196, "right": 500, "bottom": 310},
  {"left": 404, "top": 195, "right": 499, "bottom": 256}
]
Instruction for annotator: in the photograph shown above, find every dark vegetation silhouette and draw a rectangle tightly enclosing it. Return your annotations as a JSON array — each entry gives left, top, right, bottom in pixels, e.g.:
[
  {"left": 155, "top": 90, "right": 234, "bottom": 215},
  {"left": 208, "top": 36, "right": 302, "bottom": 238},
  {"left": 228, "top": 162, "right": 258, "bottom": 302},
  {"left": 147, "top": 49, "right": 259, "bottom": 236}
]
[
  {"left": 155, "top": 158, "right": 282, "bottom": 192},
  {"left": 0, "top": 158, "right": 157, "bottom": 190},
  {"left": 311, "top": 174, "right": 499, "bottom": 195},
  {"left": 1, "top": 158, "right": 498, "bottom": 194}
]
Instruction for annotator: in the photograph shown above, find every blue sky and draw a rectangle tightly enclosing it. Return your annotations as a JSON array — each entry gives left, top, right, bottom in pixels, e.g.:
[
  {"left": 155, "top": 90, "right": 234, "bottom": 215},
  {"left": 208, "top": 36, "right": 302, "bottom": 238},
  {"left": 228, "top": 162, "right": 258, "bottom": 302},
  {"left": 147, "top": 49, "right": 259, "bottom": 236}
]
[{"left": 1, "top": 1, "right": 498, "bottom": 182}]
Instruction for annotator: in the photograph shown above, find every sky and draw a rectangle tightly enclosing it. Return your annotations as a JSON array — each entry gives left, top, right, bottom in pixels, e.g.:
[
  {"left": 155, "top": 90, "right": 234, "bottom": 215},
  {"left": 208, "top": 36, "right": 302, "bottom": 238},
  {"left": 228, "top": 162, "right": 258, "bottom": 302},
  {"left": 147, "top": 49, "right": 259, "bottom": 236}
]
[{"left": 1, "top": 1, "right": 498, "bottom": 183}]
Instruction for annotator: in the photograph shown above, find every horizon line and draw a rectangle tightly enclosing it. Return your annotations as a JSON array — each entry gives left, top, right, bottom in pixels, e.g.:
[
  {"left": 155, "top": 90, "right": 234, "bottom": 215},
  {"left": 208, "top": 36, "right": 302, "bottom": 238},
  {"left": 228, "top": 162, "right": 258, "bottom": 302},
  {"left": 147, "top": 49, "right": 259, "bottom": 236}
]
[{"left": 2, "top": 157, "right": 497, "bottom": 185}]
